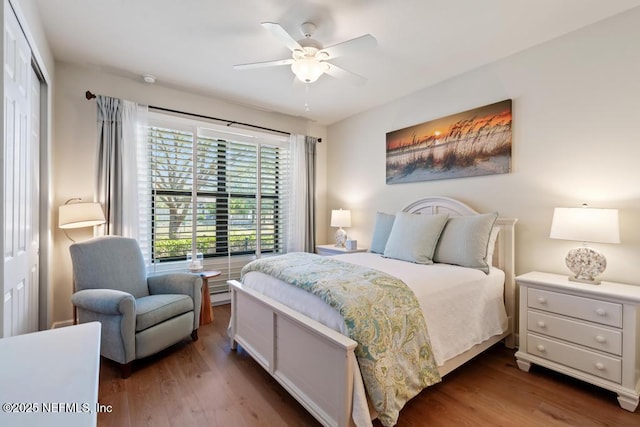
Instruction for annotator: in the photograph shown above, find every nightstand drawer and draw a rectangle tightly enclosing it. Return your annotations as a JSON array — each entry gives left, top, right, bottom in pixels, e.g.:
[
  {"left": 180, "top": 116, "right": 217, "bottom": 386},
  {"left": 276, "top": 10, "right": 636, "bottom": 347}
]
[
  {"left": 527, "top": 311, "right": 622, "bottom": 356},
  {"left": 528, "top": 288, "right": 622, "bottom": 328},
  {"left": 527, "top": 333, "right": 621, "bottom": 383}
]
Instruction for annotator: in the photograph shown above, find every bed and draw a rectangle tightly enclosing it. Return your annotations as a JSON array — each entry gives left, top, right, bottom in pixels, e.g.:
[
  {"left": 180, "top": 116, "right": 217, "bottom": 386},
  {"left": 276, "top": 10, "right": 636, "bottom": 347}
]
[{"left": 227, "top": 196, "right": 517, "bottom": 427}]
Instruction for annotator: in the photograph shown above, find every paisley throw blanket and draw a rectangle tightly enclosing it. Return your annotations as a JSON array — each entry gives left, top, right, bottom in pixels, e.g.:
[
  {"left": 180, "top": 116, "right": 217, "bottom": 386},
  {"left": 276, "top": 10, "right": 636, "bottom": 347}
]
[{"left": 241, "top": 252, "right": 441, "bottom": 426}]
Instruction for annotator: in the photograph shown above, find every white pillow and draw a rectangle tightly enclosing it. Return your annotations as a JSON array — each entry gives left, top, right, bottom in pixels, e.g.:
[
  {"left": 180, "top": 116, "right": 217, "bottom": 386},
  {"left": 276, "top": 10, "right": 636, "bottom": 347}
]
[
  {"left": 370, "top": 212, "right": 395, "bottom": 254},
  {"left": 433, "top": 212, "right": 498, "bottom": 273},
  {"left": 383, "top": 212, "right": 449, "bottom": 264}
]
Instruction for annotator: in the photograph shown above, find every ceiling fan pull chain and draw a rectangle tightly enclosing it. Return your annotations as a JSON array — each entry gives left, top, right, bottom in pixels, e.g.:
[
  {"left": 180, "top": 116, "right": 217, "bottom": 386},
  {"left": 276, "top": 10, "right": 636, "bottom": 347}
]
[{"left": 304, "top": 83, "right": 311, "bottom": 112}]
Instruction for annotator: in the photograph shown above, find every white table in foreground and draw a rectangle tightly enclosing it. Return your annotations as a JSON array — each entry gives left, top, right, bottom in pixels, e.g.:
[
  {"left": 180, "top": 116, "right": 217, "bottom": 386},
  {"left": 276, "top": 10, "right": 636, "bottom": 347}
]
[{"left": 0, "top": 322, "right": 101, "bottom": 427}]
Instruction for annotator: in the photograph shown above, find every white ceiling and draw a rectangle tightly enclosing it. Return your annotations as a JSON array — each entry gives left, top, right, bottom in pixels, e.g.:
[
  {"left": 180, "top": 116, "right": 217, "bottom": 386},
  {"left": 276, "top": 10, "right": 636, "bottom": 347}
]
[{"left": 34, "top": 0, "right": 640, "bottom": 125}]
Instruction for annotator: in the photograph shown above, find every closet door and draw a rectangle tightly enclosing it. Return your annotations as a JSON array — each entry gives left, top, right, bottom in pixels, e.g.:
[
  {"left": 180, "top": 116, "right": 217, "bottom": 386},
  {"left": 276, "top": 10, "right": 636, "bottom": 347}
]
[{"left": 3, "top": 1, "right": 38, "bottom": 337}]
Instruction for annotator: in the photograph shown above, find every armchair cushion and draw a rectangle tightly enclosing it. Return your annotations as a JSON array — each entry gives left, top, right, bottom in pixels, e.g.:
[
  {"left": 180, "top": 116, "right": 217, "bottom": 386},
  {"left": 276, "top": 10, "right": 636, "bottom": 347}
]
[
  {"left": 135, "top": 294, "right": 193, "bottom": 332},
  {"left": 72, "top": 289, "right": 135, "bottom": 316},
  {"left": 147, "top": 273, "right": 202, "bottom": 331}
]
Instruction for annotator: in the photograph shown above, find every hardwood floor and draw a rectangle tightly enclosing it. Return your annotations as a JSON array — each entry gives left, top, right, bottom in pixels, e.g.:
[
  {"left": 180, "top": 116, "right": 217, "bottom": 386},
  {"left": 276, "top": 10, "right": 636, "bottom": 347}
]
[{"left": 98, "top": 304, "right": 639, "bottom": 426}]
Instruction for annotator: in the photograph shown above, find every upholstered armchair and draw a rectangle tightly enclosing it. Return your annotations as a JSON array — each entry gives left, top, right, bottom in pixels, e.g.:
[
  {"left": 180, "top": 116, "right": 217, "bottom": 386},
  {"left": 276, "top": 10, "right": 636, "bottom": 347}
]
[{"left": 70, "top": 236, "right": 202, "bottom": 378}]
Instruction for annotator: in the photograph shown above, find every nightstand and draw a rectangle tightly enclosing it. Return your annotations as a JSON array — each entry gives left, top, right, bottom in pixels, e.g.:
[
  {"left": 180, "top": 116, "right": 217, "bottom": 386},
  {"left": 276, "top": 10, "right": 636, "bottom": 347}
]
[
  {"left": 316, "top": 244, "right": 367, "bottom": 256},
  {"left": 193, "top": 270, "right": 220, "bottom": 325},
  {"left": 515, "top": 271, "right": 640, "bottom": 412}
]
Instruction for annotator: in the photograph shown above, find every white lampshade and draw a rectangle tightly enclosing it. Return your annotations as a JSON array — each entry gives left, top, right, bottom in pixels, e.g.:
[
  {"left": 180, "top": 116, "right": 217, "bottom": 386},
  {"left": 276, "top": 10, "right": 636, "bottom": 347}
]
[
  {"left": 549, "top": 206, "right": 620, "bottom": 284},
  {"left": 550, "top": 207, "right": 620, "bottom": 244},
  {"left": 331, "top": 209, "right": 352, "bottom": 228},
  {"left": 59, "top": 202, "right": 106, "bottom": 229}
]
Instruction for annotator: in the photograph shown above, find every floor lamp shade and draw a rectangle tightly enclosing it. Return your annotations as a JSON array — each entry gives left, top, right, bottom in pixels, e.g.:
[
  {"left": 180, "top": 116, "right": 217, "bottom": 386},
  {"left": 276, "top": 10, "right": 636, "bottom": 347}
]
[
  {"left": 59, "top": 202, "right": 106, "bottom": 229},
  {"left": 549, "top": 206, "right": 620, "bottom": 284}
]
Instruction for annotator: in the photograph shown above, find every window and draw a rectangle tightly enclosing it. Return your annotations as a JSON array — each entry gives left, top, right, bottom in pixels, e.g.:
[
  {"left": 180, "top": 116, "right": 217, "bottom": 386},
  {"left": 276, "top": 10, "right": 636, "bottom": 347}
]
[{"left": 143, "top": 113, "right": 290, "bottom": 289}]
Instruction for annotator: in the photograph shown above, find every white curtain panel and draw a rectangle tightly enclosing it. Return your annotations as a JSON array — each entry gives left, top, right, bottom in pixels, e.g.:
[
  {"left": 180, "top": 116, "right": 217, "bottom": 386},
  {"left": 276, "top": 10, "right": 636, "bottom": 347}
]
[
  {"left": 286, "top": 134, "right": 307, "bottom": 252},
  {"left": 121, "top": 101, "right": 149, "bottom": 250}
]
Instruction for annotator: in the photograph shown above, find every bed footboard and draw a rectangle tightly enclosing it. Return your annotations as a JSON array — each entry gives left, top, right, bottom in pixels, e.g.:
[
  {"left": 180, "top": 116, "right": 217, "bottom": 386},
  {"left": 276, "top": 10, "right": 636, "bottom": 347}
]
[{"left": 228, "top": 279, "right": 358, "bottom": 427}]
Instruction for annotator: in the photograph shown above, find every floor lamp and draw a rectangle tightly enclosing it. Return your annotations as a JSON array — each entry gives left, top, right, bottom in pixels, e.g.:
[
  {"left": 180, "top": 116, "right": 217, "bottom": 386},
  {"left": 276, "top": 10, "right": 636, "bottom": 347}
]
[{"left": 59, "top": 198, "right": 106, "bottom": 324}]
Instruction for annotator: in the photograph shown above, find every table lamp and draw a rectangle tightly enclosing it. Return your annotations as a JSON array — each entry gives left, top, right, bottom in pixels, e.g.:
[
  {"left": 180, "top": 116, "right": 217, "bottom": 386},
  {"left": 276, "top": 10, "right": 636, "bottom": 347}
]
[
  {"left": 549, "top": 205, "right": 620, "bottom": 284},
  {"left": 331, "top": 209, "right": 351, "bottom": 247}
]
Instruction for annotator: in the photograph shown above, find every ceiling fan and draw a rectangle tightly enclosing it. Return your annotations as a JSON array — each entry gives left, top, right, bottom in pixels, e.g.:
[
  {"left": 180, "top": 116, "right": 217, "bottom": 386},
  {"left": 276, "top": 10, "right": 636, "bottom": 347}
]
[{"left": 234, "top": 22, "right": 377, "bottom": 85}]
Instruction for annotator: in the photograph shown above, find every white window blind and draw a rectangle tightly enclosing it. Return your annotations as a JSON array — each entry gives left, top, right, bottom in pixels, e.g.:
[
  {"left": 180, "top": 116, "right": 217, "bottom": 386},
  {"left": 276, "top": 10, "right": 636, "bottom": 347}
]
[
  {"left": 148, "top": 125, "right": 194, "bottom": 260},
  {"left": 144, "top": 113, "right": 290, "bottom": 294}
]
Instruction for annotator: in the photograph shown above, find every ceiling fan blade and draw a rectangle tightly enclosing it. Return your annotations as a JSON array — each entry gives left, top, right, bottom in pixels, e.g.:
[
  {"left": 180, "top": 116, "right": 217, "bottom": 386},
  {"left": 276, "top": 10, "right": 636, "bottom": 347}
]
[
  {"left": 319, "top": 34, "right": 377, "bottom": 59},
  {"left": 261, "top": 22, "right": 303, "bottom": 52},
  {"left": 233, "top": 58, "right": 294, "bottom": 70},
  {"left": 324, "top": 63, "right": 367, "bottom": 86}
]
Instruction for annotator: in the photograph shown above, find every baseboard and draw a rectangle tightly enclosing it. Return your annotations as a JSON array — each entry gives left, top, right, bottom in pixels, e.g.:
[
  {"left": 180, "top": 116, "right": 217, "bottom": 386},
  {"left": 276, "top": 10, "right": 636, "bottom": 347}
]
[
  {"left": 51, "top": 319, "right": 74, "bottom": 329},
  {"left": 211, "top": 292, "right": 230, "bottom": 306}
]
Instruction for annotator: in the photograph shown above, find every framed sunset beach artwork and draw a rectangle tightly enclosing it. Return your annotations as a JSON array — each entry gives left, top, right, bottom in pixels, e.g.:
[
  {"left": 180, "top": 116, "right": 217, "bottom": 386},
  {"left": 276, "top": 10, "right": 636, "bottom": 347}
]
[{"left": 386, "top": 99, "right": 512, "bottom": 184}]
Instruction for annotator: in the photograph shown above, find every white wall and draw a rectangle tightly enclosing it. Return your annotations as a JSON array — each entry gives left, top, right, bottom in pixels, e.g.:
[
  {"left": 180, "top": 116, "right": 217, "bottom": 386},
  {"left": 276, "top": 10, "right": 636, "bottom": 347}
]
[
  {"left": 51, "top": 61, "right": 325, "bottom": 324},
  {"left": 326, "top": 8, "right": 640, "bottom": 285}
]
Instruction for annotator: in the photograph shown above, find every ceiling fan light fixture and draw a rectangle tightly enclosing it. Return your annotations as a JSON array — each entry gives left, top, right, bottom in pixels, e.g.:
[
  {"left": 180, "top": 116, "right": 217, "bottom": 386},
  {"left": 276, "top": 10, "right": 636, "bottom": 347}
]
[
  {"left": 236, "top": 21, "right": 376, "bottom": 89},
  {"left": 291, "top": 58, "right": 328, "bottom": 83}
]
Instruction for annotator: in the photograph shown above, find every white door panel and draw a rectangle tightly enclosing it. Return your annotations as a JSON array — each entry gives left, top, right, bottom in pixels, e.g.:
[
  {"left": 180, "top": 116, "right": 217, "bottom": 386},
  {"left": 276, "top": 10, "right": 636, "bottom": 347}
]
[{"left": 2, "top": 1, "right": 39, "bottom": 337}]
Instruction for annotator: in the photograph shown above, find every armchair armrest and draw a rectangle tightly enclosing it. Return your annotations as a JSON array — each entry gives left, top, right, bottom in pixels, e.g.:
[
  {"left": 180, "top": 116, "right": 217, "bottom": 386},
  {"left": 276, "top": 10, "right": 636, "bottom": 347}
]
[
  {"left": 147, "top": 273, "right": 202, "bottom": 330},
  {"left": 72, "top": 289, "right": 136, "bottom": 365},
  {"left": 147, "top": 273, "right": 202, "bottom": 298},
  {"left": 72, "top": 289, "right": 135, "bottom": 316}
]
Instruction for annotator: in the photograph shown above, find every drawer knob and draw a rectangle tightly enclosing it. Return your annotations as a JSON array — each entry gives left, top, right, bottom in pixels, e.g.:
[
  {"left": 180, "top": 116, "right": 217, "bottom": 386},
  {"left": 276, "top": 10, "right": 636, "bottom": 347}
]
[
  {"left": 536, "top": 321, "right": 546, "bottom": 328},
  {"left": 595, "top": 335, "right": 606, "bottom": 343},
  {"left": 537, "top": 297, "right": 547, "bottom": 305},
  {"left": 595, "top": 308, "right": 607, "bottom": 317},
  {"left": 595, "top": 362, "right": 606, "bottom": 371},
  {"left": 536, "top": 344, "right": 546, "bottom": 352}
]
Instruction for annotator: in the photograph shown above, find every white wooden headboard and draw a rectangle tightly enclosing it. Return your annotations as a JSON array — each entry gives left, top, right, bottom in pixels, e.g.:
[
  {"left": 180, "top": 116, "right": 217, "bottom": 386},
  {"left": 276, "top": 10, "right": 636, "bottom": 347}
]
[{"left": 402, "top": 196, "right": 517, "bottom": 348}]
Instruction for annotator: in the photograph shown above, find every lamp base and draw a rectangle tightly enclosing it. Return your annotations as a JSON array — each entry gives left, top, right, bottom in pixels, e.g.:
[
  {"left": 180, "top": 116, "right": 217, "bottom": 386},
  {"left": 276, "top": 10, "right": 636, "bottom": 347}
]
[
  {"left": 334, "top": 228, "right": 347, "bottom": 248},
  {"left": 565, "top": 246, "right": 606, "bottom": 285},
  {"left": 568, "top": 276, "right": 601, "bottom": 285}
]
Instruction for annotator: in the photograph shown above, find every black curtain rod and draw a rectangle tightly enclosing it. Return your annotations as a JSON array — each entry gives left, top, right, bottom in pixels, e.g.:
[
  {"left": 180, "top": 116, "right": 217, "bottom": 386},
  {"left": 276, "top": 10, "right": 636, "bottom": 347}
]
[
  {"left": 150, "top": 105, "right": 292, "bottom": 137},
  {"left": 85, "top": 90, "right": 321, "bottom": 142}
]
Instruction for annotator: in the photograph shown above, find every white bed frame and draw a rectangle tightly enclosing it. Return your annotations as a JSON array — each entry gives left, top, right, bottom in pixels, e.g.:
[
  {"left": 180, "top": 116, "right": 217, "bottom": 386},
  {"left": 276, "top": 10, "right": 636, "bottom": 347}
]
[{"left": 228, "top": 196, "right": 517, "bottom": 427}]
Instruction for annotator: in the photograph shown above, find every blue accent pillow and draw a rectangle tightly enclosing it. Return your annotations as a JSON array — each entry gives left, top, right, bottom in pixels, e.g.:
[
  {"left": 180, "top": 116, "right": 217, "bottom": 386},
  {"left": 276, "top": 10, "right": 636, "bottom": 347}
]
[
  {"left": 370, "top": 212, "right": 395, "bottom": 254},
  {"left": 383, "top": 212, "right": 449, "bottom": 264},
  {"left": 433, "top": 212, "right": 498, "bottom": 274}
]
